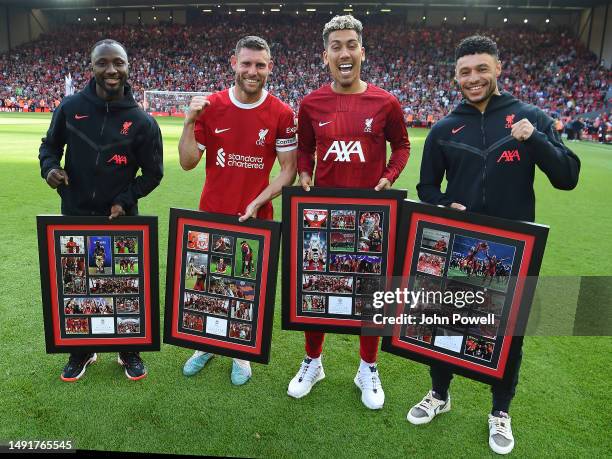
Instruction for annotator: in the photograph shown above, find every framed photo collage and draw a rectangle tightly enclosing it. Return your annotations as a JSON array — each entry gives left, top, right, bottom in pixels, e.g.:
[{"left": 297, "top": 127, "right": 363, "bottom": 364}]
[
  {"left": 37, "top": 216, "right": 159, "bottom": 353},
  {"left": 37, "top": 194, "right": 547, "bottom": 384},
  {"left": 382, "top": 200, "right": 548, "bottom": 385},
  {"left": 163, "top": 209, "right": 280, "bottom": 363},
  {"left": 282, "top": 187, "right": 407, "bottom": 334}
]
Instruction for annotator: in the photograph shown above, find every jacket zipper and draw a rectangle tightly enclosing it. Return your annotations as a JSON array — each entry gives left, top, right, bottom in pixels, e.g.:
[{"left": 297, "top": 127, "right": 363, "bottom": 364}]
[
  {"left": 481, "top": 112, "right": 487, "bottom": 210},
  {"left": 92, "top": 103, "right": 109, "bottom": 202},
  {"left": 100, "top": 103, "right": 109, "bottom": 136}
]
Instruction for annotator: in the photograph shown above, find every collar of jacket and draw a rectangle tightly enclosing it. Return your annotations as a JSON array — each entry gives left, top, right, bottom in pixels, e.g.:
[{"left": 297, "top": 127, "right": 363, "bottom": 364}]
[
  {"left": 81, "top": 77, "right": 139, "bottom": 111},
  {"left": 452, "top": 92, "right": 517, "bottom": 116}
]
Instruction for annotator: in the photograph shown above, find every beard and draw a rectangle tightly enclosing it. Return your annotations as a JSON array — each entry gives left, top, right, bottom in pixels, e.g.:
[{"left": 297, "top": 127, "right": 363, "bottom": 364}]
[
  {"left": 461, "top": 78, "right": 497, "bottom": 105},
  {"left": 95, "top": 74, "right": 127, "bottom": 97},
  {"left": 236, "top": 74, "right": 265, "bottom": 95}
]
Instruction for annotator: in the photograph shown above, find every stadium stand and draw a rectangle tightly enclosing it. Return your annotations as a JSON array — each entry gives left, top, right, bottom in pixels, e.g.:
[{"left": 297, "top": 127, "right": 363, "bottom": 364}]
[{"left": 0, "top": 15, "right": 609, "bottom": 138}]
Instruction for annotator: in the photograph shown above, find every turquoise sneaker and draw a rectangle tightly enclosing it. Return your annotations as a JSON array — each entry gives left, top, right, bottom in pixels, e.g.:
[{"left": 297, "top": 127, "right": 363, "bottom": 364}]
[
  {"left": 183, "top": 351, "right": 214, "bottom": 376},
  {"left": 231, "top": 359, "right": 252, "bottom": 386}
]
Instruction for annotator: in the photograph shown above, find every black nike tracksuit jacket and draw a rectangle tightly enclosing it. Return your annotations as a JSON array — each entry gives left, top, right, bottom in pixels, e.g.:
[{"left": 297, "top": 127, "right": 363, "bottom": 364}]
[
  {"left": 417, "top": 93, "right": 580, "bottom": 222},
  {"left": 39, "top": 78, "right": 163, "bottom": 216}
]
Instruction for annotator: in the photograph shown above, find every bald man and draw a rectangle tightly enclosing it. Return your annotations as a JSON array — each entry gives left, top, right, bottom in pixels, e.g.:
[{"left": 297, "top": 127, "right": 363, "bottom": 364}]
[{"left": 39, "top": 39, "right": 163, "bottom": 382}]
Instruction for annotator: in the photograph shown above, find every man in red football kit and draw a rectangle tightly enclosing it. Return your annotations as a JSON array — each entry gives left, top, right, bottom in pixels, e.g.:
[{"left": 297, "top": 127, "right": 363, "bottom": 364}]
[
  {"left": 65, "top": 237, "right": 78, "bottom": 254},
  {"left": 287, "top": 16, "right": 410, "bottom": 410},
  {"left": 305, "top": 211, "right": 326, "bottom": 228},
  {"left": 178, "top": 36, "right": 297, "bottom": 386}
]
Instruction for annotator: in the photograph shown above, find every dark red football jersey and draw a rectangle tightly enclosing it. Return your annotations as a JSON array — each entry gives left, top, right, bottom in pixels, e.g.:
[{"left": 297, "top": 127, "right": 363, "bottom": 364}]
[
  {"left": 194, "top": 88, "right": 297, "bottom": 219},
  {"left": 297, "top": 84, "right": 410, "bottom": 188}
]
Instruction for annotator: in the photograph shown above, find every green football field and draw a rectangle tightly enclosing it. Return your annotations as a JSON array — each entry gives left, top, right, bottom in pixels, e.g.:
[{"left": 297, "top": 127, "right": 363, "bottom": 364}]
[
  {"left": 1, "top": 112, "right": 610, "bottom": 456},
  {"left": 114, "top": 260, "right": 139, "bottom": 275}
]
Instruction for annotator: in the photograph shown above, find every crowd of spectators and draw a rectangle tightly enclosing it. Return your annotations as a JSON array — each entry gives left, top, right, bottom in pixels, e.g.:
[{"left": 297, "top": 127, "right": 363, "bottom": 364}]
[
  {"left": 563, "top": 115, "right": 612, "bottom": 142},
  {"left": 0, "top": 15, "right": 609, "bottom": 139}
]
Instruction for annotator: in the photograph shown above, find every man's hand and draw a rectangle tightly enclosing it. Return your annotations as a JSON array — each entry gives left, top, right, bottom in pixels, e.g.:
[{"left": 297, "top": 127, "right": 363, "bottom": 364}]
[
  {"left": 46, "top": 168, "right": 69, "bottom": 189},
  {"left": 511, "top": 118, "right": 535, "bottom": 142},
  {"left": 450, "top": 202, "right": 466, "bottom": 211},
  {"left": 374, "top": 178, "right": 391, "bottom": 191},
  {"left": 184, "top": 96, "right": 211, "bottom": 125},
  {"left": 239, "top": 200, "right": 262, "bottom": 222},
  {"left": 299, "top": 172, "right": 312, "bottom": 192},
  {"left": 109, "top": 204, "right": 126, "bottom": 220}
]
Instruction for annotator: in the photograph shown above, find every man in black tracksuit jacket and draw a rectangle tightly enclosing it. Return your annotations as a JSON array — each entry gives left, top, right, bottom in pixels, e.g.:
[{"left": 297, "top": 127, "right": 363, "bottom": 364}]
[
  {"left": 39, "top": 62, "right": 163, "bottom": 217},
  {"left": 417, "top": 92, "right": 579, "bottom": 222},
  {"left": 408, "top": 36, "right": 580, "bottom": 455},
  {"left": 38, "top": 39, "right": 163, "bottom": 382}
]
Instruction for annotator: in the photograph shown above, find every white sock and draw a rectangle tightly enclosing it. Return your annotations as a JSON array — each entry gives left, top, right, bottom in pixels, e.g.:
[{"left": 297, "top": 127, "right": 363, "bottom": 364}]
[
  {"left": 307, "top": 355, "right": 321, "bottom": 366},
  {"left": 360, "top": 359, "right": 376, "bottom": 371}
]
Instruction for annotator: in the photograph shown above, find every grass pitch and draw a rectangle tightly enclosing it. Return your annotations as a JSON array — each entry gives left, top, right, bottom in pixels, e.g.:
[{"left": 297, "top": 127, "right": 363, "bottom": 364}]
[
  {"left": 114, "top": 260, "right": 139, "bottom": 275},
  {"left": 0, "top": 112, "right": 610, "bottom": 457}
]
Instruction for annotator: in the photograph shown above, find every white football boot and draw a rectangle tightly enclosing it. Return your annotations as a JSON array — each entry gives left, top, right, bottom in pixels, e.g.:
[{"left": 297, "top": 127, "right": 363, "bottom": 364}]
[
  {"left": 354, "top": 362, "right": 385, "bottom": 410},
  {"left": 287, "top": 356, "right": 325, "bottom": 399}
]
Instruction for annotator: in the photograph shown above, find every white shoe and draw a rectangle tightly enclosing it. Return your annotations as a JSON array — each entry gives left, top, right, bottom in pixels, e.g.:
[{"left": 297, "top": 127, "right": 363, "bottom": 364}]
[
  {"left": 354, "top": 363, "right": 385, "bottom": 410},
  {"left": 231, "top": 358, "right": 252, "bottom": 386},
  {"left": 407, "top": 390, "right": 451, "bottom": 425},
  {"left": 488, "top": 412, "right": 515, "bottom": 455},
  {"left": 182, "top": 351, "right": 214, "bottom": 376},
  {"left": 287, "top": 356, "right": 325, "bottom": 399}
]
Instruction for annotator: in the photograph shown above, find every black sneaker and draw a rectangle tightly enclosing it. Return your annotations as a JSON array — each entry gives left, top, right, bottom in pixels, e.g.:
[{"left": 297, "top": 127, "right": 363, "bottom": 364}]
[
  {"left": 117, "top": 352, "right": 147, "bottom": 380},
  {"left": 61, "top": 353, "right": 97, "bottom": 382}
]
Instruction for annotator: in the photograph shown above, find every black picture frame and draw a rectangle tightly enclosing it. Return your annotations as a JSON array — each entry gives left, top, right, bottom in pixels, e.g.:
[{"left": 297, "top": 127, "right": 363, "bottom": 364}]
[
  {"left": 163, "top": 208, "right": 280, "bottom": 364},
  {"left": 36, "top": 215, "right": 160, "bottom": 353},
  {"left": 380, "top": 200, "right": 548, "bottom": 386},
  {"left": 282, "top": 186, "right": 407, "bottom": 334}
]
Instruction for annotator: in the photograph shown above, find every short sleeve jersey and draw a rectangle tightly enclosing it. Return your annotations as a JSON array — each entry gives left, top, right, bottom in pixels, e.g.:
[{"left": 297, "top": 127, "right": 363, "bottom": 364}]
[{"left": 194, "top": 88, "right": 297, "bottom": 220}]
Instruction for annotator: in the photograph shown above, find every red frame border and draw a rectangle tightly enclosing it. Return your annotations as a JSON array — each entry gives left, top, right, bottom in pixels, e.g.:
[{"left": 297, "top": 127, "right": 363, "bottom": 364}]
[
  {"left": 170, "top": 217, "right": 271, "bottom": 355},
  {"left": 389, "top": 212, "right": 535, "bottom": 378},
  {"left": 47, "top": 224, "right": 152, "bottom": 346},
  {"left": 289, "top": 196, "right": 398, "bottom": 327}
]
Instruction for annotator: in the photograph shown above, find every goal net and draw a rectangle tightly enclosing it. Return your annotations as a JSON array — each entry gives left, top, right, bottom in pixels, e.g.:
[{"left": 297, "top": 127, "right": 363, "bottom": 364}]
[{"left": 143, "top": 90, "right": 211, "bottom": 116}]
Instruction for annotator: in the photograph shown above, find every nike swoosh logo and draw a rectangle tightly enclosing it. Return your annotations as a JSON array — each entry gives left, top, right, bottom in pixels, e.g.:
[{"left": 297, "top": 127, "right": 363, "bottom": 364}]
[
  {"left": 319, "top": 121, "right": 332, "bottom": 127},
  {"left": 74, "top": 115, "right": 89, "bottom": 120},
  {"left": 451, "top": 125, "right": 465, "bottom": 134},
  {"left": 215, "top": 128, "right": 231, "bottom": 134}
]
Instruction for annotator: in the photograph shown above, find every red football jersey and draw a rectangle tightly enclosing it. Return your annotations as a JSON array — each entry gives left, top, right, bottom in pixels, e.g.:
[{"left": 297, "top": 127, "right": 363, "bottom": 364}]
[
  {"left": 297, "top": 84, "right": 410, "bottom": 188},
  {"left": 305, "top": 218, "right": 326, "bottom": 228},
  {"left": 194, "top": 88, "right": 297, "bottom": 219}
]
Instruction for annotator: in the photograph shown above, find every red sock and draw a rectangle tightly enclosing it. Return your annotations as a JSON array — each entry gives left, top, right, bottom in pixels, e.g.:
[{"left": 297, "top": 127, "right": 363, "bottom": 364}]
[
  {"left": 359, "top": 335, "right": 380, "bottom": 364},
  {"left": 304, "top": 331, "right": 325, "bottom": 358}
]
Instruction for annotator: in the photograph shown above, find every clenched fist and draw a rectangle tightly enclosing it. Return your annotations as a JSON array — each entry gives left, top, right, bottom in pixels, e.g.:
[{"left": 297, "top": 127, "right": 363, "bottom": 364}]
[
  {"left": 511, "top": 118, "right": 535, "bottom": 142},
  {"left": 185, "top": 95, "right": 211, "bottom": 125}
]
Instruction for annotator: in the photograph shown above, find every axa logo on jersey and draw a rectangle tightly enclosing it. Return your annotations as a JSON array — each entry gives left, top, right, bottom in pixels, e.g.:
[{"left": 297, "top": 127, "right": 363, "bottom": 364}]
[
  {"left": 322, "top": 141, "right": 365, "bottom": 162},
  {"left": 216, "top": 148, "right": 264, "bottom": 169},
  {"left": 107, "top": 154, "right": 127, "bottom": 165},
  {"left": 497, "top": 149, "right": 521, "bottom": 163}
]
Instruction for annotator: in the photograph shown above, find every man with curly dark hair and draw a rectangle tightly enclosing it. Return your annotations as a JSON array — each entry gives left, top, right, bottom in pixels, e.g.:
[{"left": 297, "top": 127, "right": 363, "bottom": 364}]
[{"left": 411, "top": 35, "right": 580, "bottom": 455}]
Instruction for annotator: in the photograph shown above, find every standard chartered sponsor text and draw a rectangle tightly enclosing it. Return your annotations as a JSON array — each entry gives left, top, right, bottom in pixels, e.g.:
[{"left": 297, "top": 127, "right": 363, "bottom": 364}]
[{"left": 228, "top": 153, "right": 265, "bottom": 169}]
